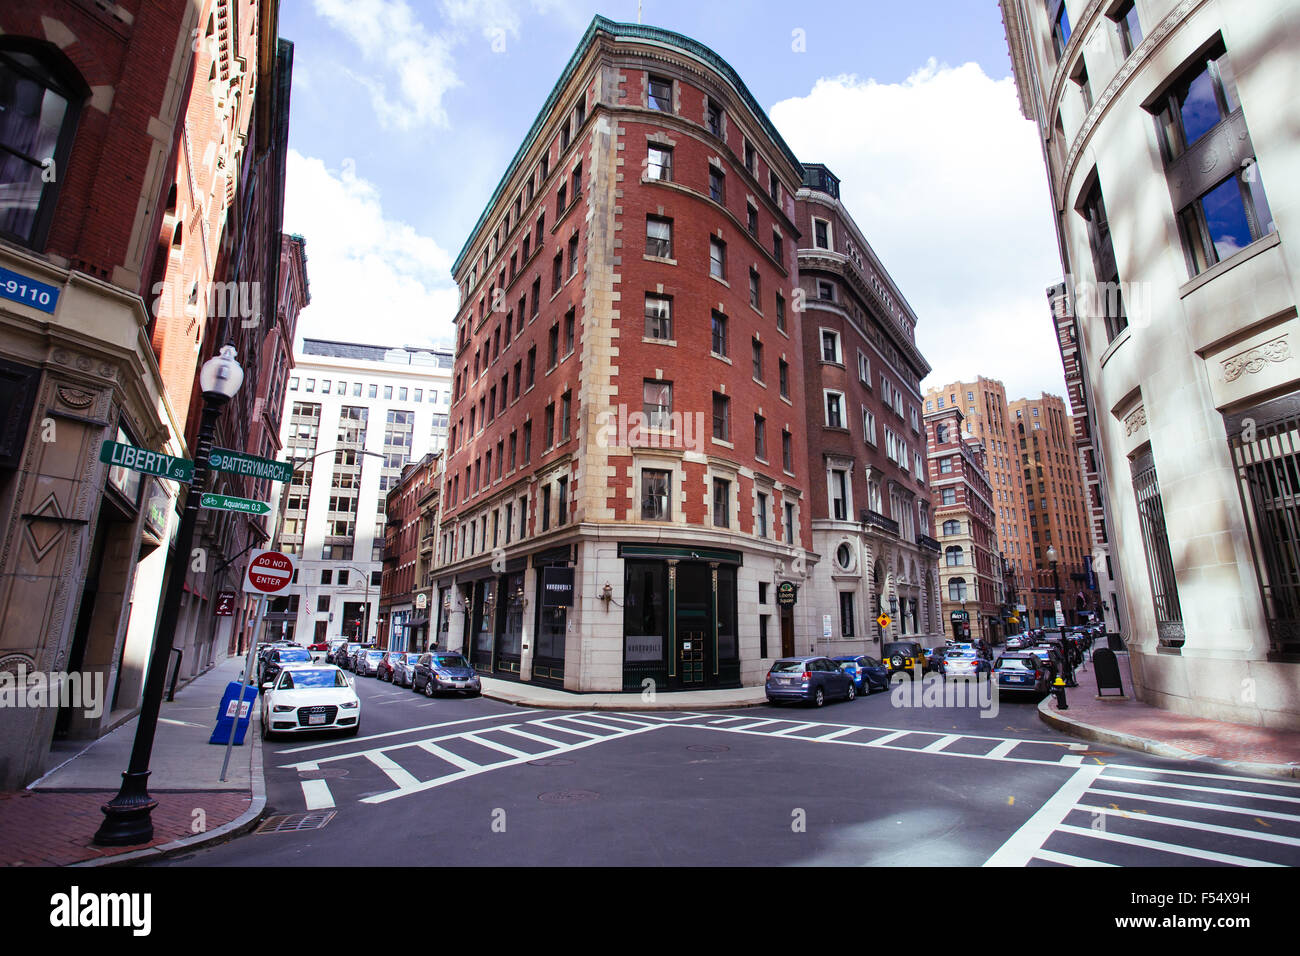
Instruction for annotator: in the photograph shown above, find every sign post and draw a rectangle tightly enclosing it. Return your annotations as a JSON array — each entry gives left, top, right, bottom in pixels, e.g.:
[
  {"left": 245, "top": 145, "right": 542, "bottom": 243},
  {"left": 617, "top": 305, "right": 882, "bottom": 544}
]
[{"left": 219, "top": 549, "right": 296, "bottom": 782}]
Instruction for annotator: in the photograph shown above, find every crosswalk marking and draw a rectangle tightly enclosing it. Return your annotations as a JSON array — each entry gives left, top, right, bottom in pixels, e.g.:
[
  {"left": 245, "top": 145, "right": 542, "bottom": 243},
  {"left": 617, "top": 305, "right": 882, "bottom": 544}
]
[
  {"left": 865, "top": 730, "right": 910, "bottom": 746},
  {"left": 814, "top": 727, "right": 863, "bottom": 741},
  {"left": 986, "top": 762, "right": 1298, "bottom": 867},
  {"left": 531, "top": 718, "right": 604, "bottom": 739},
  {"left": 558, "top": 715, "right": 642, "bottom": 734},
  {"left": 300, "top": 778, "right": 335, "bottom": 810},
  {"left": 365, "top": 750, "right": 423, "bottom": 789},
  {"left": 418, "top": 741, "right": 483, "bottom": 773},
  {"left": 497, "top": 726, "right": 570, "bottom": 749},
  {"left": 462, "top": 733, "right": 534, "bottom": 759},
  {"left": 985, "top": 740, "right": 1019, "bottom": 759},
  {"left": 278, "top": 710, "right": 539, "bottom": 754},
  {"left": 921, "top": 734, "right": 961, "bottom": 753}
]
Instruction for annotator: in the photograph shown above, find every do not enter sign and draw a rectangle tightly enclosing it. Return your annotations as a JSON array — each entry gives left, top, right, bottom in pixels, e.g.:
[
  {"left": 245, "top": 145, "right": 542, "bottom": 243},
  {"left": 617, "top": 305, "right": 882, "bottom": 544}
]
[{"left": 243, "top": 548, "right": 296, "bottom": 595}]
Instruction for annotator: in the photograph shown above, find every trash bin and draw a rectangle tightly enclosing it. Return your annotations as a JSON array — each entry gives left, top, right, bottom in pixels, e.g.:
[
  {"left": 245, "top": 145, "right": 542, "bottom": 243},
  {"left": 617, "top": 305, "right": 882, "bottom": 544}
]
[
  {"left": 1106, "top": 632, "right": 1126, "bottom": 652},
  {"left": 209, "top": 680, "right": 259, "bottom": 745}
]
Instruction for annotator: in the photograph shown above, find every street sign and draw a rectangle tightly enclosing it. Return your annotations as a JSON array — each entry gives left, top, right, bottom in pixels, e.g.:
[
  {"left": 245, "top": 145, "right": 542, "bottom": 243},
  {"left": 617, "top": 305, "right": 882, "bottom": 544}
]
[
  {"left": 416, "top": 593, "right": 428, "bottom": 610},
  {"left": 200, "top": 492, "right": 271, "bottom": 515},
  {"left": 242, "top": 549, "right": 296, "bottom": 595},
  {"left": 208, "top": 447, "right": 295, "bottom": 483},
  {"left": 99, "top": 440, "right": 193, "bottom": 483},
  {"left": 876, "top": 614, "right": 891, "bottom": 629},
  {"left": 215, "top": 591, "right": 237, "bottom": 616}
]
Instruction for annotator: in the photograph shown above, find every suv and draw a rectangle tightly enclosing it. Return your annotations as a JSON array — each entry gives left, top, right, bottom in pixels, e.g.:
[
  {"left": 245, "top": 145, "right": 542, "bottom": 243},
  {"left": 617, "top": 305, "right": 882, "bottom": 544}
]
[{"left": 881, "top": 641, "right": 926, "bottom": 679}]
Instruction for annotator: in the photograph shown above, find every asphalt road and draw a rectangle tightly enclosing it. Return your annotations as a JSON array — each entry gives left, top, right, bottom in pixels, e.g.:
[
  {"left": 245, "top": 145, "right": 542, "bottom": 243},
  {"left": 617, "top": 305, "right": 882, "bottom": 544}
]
[{"left": 159, "top": 672, "right": 1300, "bottom": 867}]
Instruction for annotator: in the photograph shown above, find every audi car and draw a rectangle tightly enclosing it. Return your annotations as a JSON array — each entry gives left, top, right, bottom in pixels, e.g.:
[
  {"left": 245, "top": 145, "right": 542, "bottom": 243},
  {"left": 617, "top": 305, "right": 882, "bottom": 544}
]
[{"left": 260, "top": 664, "right": 360, "bottom": 738}]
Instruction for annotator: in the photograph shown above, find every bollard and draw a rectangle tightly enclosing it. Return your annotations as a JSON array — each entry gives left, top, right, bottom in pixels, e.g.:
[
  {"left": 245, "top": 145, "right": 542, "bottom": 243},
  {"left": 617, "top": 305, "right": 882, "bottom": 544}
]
[{"left": 1053, "top": 676, "right": 1068, "bottom": 710}]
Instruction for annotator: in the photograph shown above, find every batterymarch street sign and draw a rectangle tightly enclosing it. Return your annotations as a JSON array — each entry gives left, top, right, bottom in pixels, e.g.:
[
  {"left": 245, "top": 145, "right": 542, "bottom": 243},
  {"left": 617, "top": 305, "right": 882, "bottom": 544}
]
[
  {"left": 200, "top": 493, "right": 271, "bottom": 515},
  {"left": 99, "top": 440, "right": 193, "bottom": 483},
  {"left": 208, "top": 447, "right": 294, "bottom": 483}
]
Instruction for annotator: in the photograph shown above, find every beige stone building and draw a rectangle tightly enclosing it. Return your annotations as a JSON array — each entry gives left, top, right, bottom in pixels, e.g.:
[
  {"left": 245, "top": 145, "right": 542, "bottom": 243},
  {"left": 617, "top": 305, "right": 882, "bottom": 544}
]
[{"left": 1002, "top": 0, "right": 1300, "bottom": 726}]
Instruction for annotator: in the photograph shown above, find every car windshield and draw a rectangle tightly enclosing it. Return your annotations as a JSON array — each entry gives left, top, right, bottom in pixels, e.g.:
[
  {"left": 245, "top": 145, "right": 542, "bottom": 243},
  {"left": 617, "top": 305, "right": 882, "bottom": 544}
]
[
  {"left": 882, "top": 643, "right": 916, "bottom": 656},
  {"left": 770, "top": 660, "right": 806, "bottom": 673},
  {"left": 406, "top": 654, "right": 421, "bottom": 663},
  {"left": 433, "top": 655, "right": 468, "bottom": 668},
  {"left": 280, "top": 670, "right": 348, "bottom": 689},
  {"left": 366, "top": 651, "right": 384, "bottom": 660},
  {"left": 281, "top": 648, "right": 311, "bottom": 661},
  {"left": 996, "top": 657, "right": 1035, "bottom": 670}
]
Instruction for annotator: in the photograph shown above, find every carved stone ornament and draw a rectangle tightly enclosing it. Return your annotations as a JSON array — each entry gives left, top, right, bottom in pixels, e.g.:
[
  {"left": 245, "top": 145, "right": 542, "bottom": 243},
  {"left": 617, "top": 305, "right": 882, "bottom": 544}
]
[
  {"left": 1124, "top": 406, "right": 1147, "bottom": 436},
  {"left": 56, "top": 386, "right": 95, "bottom": 409},
  {"left": 1222, "top": 336, "right": 1291, "bottom": 383}
]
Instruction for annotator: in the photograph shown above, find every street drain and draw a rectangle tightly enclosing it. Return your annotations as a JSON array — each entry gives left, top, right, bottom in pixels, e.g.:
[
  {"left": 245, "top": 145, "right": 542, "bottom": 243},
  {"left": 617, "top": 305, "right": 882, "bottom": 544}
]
[
  {"left": 538, "top": 789, "right": 599, "bottom": 804},
  {"left": 297, "top": 768, "right": 350, "bottom": 779},
  {"left": 256, "top": 811, "right": 336, "bottom": 833},
  {"left": 687, "top": 744, "right": 730, "bottom": 753},
  {"left": 527, "top": 757, "right": 576, "bottom": 767}
]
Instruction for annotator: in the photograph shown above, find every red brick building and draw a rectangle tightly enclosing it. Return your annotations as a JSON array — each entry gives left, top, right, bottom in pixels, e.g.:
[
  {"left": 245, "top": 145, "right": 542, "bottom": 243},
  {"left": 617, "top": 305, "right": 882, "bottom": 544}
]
[
  {"left": 436, "top": 17, "right": 815, "bottom": 691},
  {"left": 796, "top": 164, "right": 941, "bottom": 654},
  {"left": 381, "top": 451, "right": 439, "bottom": 651},
  {"left": 0, "top": 0, "right": 207, "bottom": 788}
]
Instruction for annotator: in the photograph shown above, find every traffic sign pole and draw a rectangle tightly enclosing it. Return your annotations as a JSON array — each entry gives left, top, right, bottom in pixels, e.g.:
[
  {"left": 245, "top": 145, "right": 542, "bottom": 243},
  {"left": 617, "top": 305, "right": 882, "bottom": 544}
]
[{"left": 221, "top": 593, "right": 266, "bottom": 783}]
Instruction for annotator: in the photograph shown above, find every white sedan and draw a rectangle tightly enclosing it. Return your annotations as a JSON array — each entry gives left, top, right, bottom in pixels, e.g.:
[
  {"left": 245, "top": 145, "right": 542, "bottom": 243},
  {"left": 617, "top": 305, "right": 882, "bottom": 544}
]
[{"left": 261, "top": 663, "right": 361, "bottom": 738}]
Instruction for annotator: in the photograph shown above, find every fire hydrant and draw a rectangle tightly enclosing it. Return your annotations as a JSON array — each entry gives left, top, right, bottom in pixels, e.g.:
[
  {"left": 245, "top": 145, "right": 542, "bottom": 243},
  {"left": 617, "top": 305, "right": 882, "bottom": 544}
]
[{"left": 1053, "top": 676, "right": 1068, "bottom": 710}]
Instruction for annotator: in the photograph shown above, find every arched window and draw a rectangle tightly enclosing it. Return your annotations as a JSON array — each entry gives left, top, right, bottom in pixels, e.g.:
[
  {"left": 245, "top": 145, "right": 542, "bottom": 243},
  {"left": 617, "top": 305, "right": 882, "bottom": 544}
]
[
  {"left": 942, "top": 519, "right": 961, "bottom": 536},
  {"left": 945, "top": 546, "right": 964, "bottom": 567},
  {"left": 948, "top": 577, "right": 967, "bottom": 602},
  {"left": 0, "top": 40, "right": 88, "bottom": 248}
]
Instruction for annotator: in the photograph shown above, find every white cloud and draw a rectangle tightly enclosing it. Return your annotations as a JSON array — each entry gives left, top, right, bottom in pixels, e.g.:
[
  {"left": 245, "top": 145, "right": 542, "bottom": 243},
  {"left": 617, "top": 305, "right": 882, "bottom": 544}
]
[
  {"left": 313, "top": 0, "right": 461, "bottom": 129},
  {"left": 283, "top": 150, "right": 459, "bottom": 349},
  {"left": 770, "top": 60, "right": 1069, "bottom": 404}
]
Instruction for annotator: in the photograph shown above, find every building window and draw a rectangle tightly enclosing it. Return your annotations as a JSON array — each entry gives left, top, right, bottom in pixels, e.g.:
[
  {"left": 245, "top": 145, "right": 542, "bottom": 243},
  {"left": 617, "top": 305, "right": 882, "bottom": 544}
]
[
  {"left": 712, "top": 478, "right": 730, "bottom": 528},
  {"left": 544, "top": 402, "right": 555, "bottom": 449},
  {"left": 754, "top": 414, "right": 767, "bottom": 460},
  {"left": 648, "top": 75, "right": 672, "bottom": 112},
  {"left": 564, "top": 309, "right": 575, "bottom": 355},
  {"left": 940, "top": 457, "right": 953, "bottom": 474},
  {"left": 813, "top": 218, "right": 830, "bottom": 250},
  {"left": 711, "top": 310, "right": 728, "bottom": 357},
  {"left": 556, "top": 476, "right": 568, "bottom": 526},
  {"left": 775, "top": 293, "right": 786, "bottom": 332},
  {"left": 752, "top": 338, "right": 764, "bottom": 381},
  {"left": 709, "top": 165, "right": 725, "bottom": 203},
  {"left": 709, "top": 237, "right": 726, "bottom": 280},
  {"left": 945, "top": 546, "right": 964, "bottom": 567},
  {"left": 749, "top": 269, "right": 760, "bottom": 309},
  {"left": 747, "top": 203, "right": 758, "bottom": 236},
  {"left": 1179, "top": 170, "right": 1274, "bottom": 276},
  {"left": 1154, "top": 43, "right": 1239, "bottom": 163},
  {"left": 830, "top": 469, "right": 848, "bottom": 520},
  {"left": 948, "top": 578, "right": 967, "bottom": 602},
  {"left": 942, "top": 519, "right": 961, "bottom": 536},
  {"left": 712, "top": 392, "right": 730, "bottom": 441},
  {"left": 1049, "top": 0, "right": 1071, "bottom": 59},
  {"left": 839, "top": 592, "right": 855, "bottom": 637},
  {"left": 646, "top": 216, "right": 672, "bottom": 258},
  {"left": 643, "top": 379, "right": 672, "bottom": 429},
  {"left": 757, "top": 492, "right": 769, "bottom": 537},
  {"left": 784, "top": 500, "right": 795, "bottom": 543},
  {"left": 1131, "top": 449, "right": 1184, "bottom": 647},
  {"left": 645, "top": 294, "right": 672, "bottom": 340},
  {"left": 706, "top": 100, "right": 722, "bottom": 137},
  {"left": 647, "top": 145, "right": 672, "bottom": 181},
  {"left": 858, "top": 351, "right": 870, "bottom": 384},
  {"left": 642, "top": 469, "right": 671, "bottom": 520},
  {"left": 560, "top": 391, "right": 571, "bottom": 442},
  {"left": 567, "top": 233, "right": 579, "bottom": 278},
  {"left": 782, "top": 430, "right": 793, "bottom": 472},
  {"left": 541, "top": 484, "right": 551, "bottom": 532},
  {"left": 1078, "top": 178, "right": 1128, "bottom": 342},
  {"left": 942, "top": 488, "right": 956, "bottom": 506},
  {"left": 744, "top": 140, "right": 756, "bottom": 174},
  {"left": 0, "top": 45, "right": 85, "bottom": 248},
  {"left": 1114, "top": 1, "right": 1143, "bottom": 57},
  {"left": 821, "top": 329, "right": 841, "bottom": 364},
  {"left": 817, "top": 279, "right": 835, "bottom": 301},
  {"left": 862, "top": 408, "right": 876, "bottom": 446},
  {"left": 778, "top": 359, "right": 789, "bottom": 399},
  {"left": 825, "top": 391, "right": 844, "bottom": 429}
]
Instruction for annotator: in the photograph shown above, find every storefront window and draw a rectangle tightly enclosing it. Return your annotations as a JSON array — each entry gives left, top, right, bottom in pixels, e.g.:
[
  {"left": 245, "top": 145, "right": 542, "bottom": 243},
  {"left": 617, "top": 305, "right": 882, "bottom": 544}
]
[
  {"left": 624, "top": 561, "right": 667, "bottom": 665},
  {"left": 716, "top": 565, "right": 737, "bottom": 660}
]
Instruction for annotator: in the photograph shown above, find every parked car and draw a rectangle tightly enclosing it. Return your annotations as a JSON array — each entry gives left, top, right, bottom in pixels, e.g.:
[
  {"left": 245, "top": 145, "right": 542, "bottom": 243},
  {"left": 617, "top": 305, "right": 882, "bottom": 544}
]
[
  {"left": 260, "top": 664, "right": 360, "bottom": 739},
  {"left": 993, "top": 653, "right": 1050, "bottom": 697},
  {"left": 325, "top": 640, "right": 349, "bottom": 666},
  {"left": 942, "top": 649, "right": 991, "bottom": 679},
  {"left": 766, "top": 656, "right": 855, "bottom": 706},
  {"left": 356, "top": 648, "right": 386, "bottom": 677},
  {"left": 833, "top": 655, "right": 889, "bottom": 694},
  {"left": 413, "top": 652, "right": 482, "bottom": 697},
  {"left": 881, "top": 641, "right": 926, "bottom": 680},
  {"left": 259, "top": 645, "right": 313, "bottom": 687},
  {"left": 348, "top": 644, "right": 374, "bottom": 671},
  {"left": 1024, "top": 646, "right": 1065, "bottom": 685},
  {"left": 391, "top": 652, "right": 422, "bottom": 688},
  {"left": 376, "top": 651, "right": 400, "bottom": 682}
]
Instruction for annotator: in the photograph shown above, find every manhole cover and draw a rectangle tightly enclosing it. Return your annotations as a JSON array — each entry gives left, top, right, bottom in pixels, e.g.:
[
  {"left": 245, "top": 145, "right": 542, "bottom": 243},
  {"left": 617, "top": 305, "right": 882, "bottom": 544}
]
[
  {"left": 256, "top": 811, "right": 335, "bottom": 833},
  {"left": 687, "top": 744, "right": 730, "bottom": 753},
  {"left": 527, "top": 757, "right": 576, "bottom": 767},
  {"left": 538, "top": 789, "right": 599, "bottom": 804},
  {"left": 297, "top": 768, "right": 349, "bottom": 779}
]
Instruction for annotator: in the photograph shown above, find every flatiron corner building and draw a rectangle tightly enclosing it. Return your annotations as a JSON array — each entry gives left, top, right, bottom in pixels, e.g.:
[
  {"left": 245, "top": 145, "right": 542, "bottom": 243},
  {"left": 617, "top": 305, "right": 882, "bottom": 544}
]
[
  {"left": 1002, "top": 0, "right": 1300, "bottom": 727},
  {"left": 435, "top": 17, "right": 939, "bottom": 692}
]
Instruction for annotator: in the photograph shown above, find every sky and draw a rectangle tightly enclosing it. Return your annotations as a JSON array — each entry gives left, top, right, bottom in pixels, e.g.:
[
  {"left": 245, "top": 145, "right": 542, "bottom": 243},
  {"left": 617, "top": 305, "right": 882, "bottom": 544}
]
[{"left": 278, "top": 0, "right": 1069, "bottom": 403}]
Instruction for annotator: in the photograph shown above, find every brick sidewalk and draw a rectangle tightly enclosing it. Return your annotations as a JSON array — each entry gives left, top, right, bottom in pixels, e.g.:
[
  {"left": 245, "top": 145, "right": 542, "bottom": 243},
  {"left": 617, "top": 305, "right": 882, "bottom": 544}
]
[
  {"left": 1041, "top": 650, "right": 1300, "bottom": 775},
  {"left": 0, "top": 790, "right": 252, "bottom": 867}
]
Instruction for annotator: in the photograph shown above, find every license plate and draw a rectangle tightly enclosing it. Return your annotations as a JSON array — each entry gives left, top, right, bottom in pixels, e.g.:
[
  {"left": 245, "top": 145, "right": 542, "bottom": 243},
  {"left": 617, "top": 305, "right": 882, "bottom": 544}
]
[
  {"left": 1004, "top": 675, "right": 1025, "bottom": 682},
  {"left": 779, "top": 677, "right": 793, "bottom": 684},
  {"left": 308, "top": 713, "right": 326, "bottom": 725}
]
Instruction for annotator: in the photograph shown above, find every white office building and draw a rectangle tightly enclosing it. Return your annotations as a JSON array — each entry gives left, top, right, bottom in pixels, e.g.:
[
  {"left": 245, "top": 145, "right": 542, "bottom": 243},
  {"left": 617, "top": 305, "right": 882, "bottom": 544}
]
[{"left": 268, "top": 339, "right": 452, "bottom": 645}]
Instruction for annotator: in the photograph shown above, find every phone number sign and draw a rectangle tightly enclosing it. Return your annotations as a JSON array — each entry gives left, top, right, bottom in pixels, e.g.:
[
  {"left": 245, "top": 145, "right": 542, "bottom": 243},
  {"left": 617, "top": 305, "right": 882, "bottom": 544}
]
[{"left": 0, "top": 267, "right": 60, "bottom": 314}]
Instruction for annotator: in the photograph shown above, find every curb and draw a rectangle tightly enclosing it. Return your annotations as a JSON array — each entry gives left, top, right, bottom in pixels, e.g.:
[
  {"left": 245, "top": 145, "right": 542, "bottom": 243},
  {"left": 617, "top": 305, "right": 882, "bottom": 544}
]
[
  {"left": 75, "top": 713, "right": 269, "bottom": 867},
  {"left": 1037, "top": 697, "right": 1300, "bottom": 780},
  {"left": 482, "top": 690, "right": 767, "bottom": 711}
]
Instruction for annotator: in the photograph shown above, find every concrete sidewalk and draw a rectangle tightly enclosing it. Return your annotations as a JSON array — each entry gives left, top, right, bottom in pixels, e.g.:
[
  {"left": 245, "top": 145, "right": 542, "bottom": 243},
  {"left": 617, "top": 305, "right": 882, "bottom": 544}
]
[
  {"left": 0, "top": 655, "right": 267, "bottom": 867},
  {"left": 479, "top": 675, "right": 767, "bottom": 710},
  {"left": 1039, "top": 649, "right": 1300, "bottom": 778}
]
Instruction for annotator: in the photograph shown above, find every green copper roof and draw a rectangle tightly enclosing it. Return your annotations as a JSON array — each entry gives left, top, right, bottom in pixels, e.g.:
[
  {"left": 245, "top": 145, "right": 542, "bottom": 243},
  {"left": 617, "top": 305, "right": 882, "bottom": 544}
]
[{"left": 451, "top": 14, "right": 805, "bottom": 276}]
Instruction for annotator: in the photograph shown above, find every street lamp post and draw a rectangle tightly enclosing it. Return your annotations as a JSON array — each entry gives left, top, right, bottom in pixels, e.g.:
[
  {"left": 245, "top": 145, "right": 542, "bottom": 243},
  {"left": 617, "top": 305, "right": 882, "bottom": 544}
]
[
  {"left": 344, "top": 565, "right": 372, "bottom": 644},
  {"left": 94, "top": 345, "right": 243, "bottom": 846},
  {"left": 1046, "top": 545, "right": 1062, "bottom": 627}
]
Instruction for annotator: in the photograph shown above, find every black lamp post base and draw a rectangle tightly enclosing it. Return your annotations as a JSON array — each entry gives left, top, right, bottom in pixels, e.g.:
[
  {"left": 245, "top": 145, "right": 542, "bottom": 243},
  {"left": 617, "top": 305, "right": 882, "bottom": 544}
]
[{"left": 93, "top": 770, "right": 158, "bottom": 847}]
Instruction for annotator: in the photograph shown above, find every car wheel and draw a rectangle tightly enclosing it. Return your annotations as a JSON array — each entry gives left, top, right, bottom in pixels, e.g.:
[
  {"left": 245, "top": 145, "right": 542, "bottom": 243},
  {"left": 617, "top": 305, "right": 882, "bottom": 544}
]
[
  {"left": 846, "top": 682, "right": 856, "bottom": 701},
  {"left": 424, "top": 678, "right": 436, "bottom": 698},
  {"left": 812, "top": 687, "right": 825, "bottom": 708}
]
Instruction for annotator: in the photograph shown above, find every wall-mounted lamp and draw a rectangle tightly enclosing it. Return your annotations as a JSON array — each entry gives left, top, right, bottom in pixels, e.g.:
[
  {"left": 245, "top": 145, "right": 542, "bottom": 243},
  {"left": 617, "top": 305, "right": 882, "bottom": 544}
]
[{"left": 600, "top": 581, "right": 614, "bottom": 604}]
